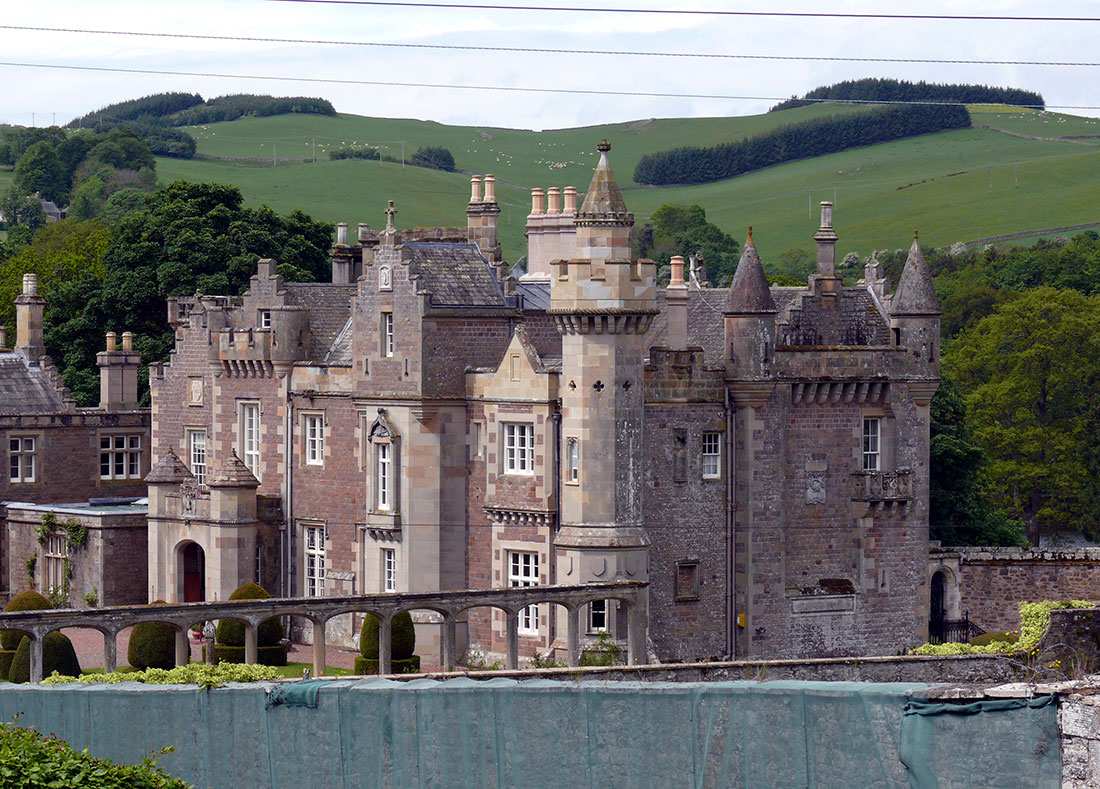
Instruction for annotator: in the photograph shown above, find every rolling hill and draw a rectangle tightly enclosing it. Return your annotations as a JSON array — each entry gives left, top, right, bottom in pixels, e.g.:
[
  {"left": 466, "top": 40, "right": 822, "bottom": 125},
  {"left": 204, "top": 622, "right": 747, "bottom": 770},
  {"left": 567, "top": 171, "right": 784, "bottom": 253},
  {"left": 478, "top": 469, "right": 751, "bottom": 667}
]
[{"left": 154, "top": 103, "right": 1100, "bottom": 268}]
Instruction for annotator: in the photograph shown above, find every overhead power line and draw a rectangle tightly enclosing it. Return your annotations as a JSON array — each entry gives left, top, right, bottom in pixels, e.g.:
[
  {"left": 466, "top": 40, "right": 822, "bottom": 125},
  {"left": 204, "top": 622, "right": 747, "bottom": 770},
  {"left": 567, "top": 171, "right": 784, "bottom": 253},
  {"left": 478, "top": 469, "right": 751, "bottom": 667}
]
[
  {"left": 265, "top": 0, "right": 1100, "bottom": 23},
  {"left": 5, "top": 24, "right": 1100, "bottom": 68},
  {"left": 7, "top": 60, "right": 1096, "bottom": 108}
]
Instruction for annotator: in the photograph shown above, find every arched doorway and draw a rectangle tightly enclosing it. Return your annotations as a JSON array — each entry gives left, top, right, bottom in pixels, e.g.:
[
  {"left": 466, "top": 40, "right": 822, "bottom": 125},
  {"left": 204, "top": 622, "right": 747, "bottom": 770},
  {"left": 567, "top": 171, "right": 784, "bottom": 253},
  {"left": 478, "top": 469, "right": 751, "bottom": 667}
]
[
  {"left": 929, "top": 571, "right": 946, "bottom": 642},
  {"left": 181, "top": 543, "right": 205, "bottom": 603}
]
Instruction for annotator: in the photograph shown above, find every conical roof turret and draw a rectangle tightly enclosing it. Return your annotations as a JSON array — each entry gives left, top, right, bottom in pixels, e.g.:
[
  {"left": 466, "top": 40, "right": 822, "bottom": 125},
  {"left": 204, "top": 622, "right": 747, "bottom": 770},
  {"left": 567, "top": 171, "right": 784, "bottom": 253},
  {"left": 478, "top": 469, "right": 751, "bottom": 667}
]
[
  {"left": 726, "top": 228, "right": 776, "bottom": 314},
  {"left": 891, "top": 232, "right": 941, "bottom": 316},
  {"left": 208, "top": 450, "right": 261, "bottom": 488},
  {"left": 577, "top": 139, "right": 632, "bottom": 223},
  {"left": 145, "top": 449, "right": 194, "bottom": 484}
]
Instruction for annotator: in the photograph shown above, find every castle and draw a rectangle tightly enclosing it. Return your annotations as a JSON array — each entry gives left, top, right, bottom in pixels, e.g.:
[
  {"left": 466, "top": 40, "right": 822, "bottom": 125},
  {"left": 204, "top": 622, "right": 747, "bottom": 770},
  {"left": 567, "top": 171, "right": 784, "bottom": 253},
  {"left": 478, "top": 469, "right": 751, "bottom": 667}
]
[{"left": 145, "top": 141, "right": 940, "bottom": 662}]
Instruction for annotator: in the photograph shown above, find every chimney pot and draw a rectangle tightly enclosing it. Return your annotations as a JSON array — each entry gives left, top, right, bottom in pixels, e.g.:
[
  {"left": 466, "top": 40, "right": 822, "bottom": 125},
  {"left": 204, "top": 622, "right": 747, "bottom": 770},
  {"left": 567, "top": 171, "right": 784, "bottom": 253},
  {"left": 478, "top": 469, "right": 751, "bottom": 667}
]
[
  {"left": 469, "top": 175, "right": 483, "bottom": 204},
  {"left": 530, "top": 188, "right": 545, "bottom": 215},
  {"left": 547, "top": 187, "right": 561, "bottom": 214},
  {"left": 337, "top": 222, "right": 348, "bottom": 244},
  {"left": 122, "top": 331, "right": 133, "bottom": 351},
  {"left": 105, "top": 332, "right": 117, "bottom": 352},
  {"left": 669, "top": 256, "right": 686, "bottom": 287},
  {"left": 820, "top": 201, "right": 833, "bottom": 229},
  {"left": 22, "top": 273, "right": 37, "bottom": 296},
  {"left": 563, "top": 186, "right": 577, "bottom": 213},
  {"left": 483, "top": 175, "right": 496, "bottom": 203}
]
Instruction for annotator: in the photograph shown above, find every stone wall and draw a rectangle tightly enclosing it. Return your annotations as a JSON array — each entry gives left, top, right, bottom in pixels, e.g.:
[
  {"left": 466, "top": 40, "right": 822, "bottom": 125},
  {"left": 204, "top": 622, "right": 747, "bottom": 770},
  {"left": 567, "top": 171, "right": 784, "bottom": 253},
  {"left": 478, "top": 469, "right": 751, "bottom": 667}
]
[{"left": 932, "top": 547, "right": 1100, "bottom": 633}]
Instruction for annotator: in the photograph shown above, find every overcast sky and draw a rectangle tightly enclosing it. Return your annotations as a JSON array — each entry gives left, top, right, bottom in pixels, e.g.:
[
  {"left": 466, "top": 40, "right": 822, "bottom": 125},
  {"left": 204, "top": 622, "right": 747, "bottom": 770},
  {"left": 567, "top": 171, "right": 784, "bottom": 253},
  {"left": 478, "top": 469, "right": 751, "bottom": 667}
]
[{"left": 3, "top": 1, "right": 1100, "bottom": 130}]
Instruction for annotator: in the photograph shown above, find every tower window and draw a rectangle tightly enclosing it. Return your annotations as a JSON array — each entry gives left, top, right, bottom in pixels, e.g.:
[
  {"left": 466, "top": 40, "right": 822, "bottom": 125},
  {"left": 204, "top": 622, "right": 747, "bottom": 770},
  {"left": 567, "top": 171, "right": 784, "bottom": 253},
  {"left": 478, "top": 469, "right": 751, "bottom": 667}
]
[
  {"left": 862, "top": 418, "right": 881, "bottom": 471},
  {"left": 566, "top": 437, "right": 579, "bottom": 483}
]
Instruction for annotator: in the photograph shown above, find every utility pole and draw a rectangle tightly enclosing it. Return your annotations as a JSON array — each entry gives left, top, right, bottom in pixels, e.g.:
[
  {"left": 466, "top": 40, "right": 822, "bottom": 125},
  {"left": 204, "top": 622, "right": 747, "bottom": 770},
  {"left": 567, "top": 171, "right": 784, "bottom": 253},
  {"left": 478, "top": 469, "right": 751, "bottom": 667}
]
[
  {"left": 833, "top": 184, "right": 837, "bottom": 207},
  {"left": 273, "top": 143, "right": 277, "bottom": 168},
  {"left": 51, "top": 112, "right": 56, "bottom": 126},
  {"left": 31, "top": 112, "right": 35, "bottom": 127},
  {"left": 1015, "top": 161, "right": 1018, "bottom": 188},
  {"left": 312, "top": 136, "right": 316, "bottom": 163},
  {"left": 400, "top": 141, "right": 405, "bottom": 169},
  {"left": 989, "top": 166, "right": 993, "bottom": 194}
]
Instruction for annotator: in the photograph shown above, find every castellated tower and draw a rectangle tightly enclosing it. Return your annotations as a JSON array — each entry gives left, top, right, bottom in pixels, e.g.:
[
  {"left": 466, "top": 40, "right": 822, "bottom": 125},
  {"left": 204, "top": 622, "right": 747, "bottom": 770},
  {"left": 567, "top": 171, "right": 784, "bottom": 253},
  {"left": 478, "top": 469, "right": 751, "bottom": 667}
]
[{"left": 551, "top": 140, "right": 656, "bottom": 658}]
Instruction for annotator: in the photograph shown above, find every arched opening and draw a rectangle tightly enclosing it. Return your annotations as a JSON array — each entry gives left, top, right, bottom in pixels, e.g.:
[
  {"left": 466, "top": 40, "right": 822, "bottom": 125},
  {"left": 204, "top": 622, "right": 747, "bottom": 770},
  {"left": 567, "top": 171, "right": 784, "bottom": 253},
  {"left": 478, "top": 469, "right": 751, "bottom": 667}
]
[
  {"left": 929, "top": 571, "right": 946, "bottom": 642},
  {"left": 180, "top": 542, "right": 205, "bottom": 603}
]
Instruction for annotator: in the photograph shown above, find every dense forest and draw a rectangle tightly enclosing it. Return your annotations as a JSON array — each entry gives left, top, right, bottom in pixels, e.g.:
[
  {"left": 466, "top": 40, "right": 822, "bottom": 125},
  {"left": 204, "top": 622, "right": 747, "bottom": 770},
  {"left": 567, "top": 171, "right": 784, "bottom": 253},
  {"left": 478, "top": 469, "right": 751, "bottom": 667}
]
[
  {"left": 634, "top": 104, "right": 970, "bottom": 186},
  {"left": 770, "top": 78, "right": 1044, "bottom": 112},
  {"left": 64, "top": 93, "right": 336, "bottom": 159}
]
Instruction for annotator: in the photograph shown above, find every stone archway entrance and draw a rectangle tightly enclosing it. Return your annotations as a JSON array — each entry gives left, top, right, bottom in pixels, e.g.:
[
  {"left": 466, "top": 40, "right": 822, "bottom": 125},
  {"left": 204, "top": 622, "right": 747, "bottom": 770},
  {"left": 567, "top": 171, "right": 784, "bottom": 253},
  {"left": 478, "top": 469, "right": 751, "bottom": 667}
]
[{"left": 181, "top": 543, "right": 205, "bottom": 603}]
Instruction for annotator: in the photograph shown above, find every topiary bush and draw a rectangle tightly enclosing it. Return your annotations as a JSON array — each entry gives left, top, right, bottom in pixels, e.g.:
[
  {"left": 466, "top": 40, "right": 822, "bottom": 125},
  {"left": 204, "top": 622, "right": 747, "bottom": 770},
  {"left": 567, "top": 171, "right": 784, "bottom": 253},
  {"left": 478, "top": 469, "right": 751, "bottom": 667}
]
[
  {"left": 214, "top": 583, "right": 287, "bottom": 666},
  {"left": 0, "top": 590, "right": 54, "bottom": 677},
  {"left": 9, "top": 632, "right": 81, "bottom": 683},
  {"left": 355, "top": 611, "right": 420, "bottom": 674},
  {"left": 127, "top": 601, "right": 177, "bottom": 670}
]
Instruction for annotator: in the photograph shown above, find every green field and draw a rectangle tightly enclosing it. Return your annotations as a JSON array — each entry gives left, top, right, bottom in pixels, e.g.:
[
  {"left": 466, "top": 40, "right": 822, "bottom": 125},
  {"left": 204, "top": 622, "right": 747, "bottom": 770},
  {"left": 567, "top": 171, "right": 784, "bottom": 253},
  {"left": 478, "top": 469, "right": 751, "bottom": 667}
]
[{"left": 154, "top": 103, "right": 1100, "bottom": 264}]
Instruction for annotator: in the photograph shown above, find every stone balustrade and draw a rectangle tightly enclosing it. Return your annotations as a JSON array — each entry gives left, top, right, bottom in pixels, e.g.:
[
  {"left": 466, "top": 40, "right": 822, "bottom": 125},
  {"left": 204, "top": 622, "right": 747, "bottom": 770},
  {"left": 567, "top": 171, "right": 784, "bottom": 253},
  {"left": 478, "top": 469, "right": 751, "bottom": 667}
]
[
  {"left": 850, "top": 468, "right": 913, "bottom": 505},
  {"left": 0, "top": 581, "right": 648, "bottom": 682}
]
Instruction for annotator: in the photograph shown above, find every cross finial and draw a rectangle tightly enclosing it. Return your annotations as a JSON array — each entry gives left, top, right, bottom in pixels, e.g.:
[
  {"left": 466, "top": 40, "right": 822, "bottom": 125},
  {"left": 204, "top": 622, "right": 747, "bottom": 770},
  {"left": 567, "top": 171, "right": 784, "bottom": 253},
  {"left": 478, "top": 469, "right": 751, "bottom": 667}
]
[
  {"left": 747, "top": 225, "right": 754, "bottom": 245},
  {"left": 913, "top": 229, "right": 919, "bottom": 241},
  {"left": 385, "top": 200, "right": 397, "bottom": 233}
]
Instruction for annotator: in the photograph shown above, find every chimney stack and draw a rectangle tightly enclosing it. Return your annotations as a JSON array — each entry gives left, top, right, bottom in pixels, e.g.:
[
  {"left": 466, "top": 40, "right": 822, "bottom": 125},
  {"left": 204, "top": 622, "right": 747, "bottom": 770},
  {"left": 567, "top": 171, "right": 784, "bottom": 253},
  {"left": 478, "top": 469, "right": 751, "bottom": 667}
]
[
  {"left": 97, "top": 329, "right": 142, "bottom": 411},
  {"left": 467, "top": 174, "right": 501, "bottom": 262},
  {"left": 666, "top": 255, "right": 689, "bottom": 348},
  {"left": 814, "top": 202, "right": 838, "bottom": 278},
  {"left": 15, "top": 273, "right": 45, "bottom": 361}
]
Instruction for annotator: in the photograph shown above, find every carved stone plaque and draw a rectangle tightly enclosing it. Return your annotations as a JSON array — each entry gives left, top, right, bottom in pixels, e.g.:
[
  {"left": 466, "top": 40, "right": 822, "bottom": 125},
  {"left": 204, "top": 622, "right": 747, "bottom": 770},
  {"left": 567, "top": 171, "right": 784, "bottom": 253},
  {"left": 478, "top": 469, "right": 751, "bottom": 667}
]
[
  {"left": 378, "top": 264, "right": 392, "bottom": 291},
  {"left": 187, "top": 377, "right": 203, "bottom": 406},
  {"left": 805, "top": 469, "right": 826, "bottom": 505}
]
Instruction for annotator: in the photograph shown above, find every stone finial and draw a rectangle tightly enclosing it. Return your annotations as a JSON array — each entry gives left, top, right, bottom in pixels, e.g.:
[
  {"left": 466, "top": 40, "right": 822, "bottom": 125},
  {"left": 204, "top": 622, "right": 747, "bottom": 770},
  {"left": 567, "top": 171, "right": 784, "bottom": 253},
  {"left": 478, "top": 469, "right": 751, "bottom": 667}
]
[
  {"left": 336, "top": 222, "right": 348, "bottom": 245},
  {"left": 727, "top": 239, "right": 776, "bottom": 314},
  {"left": 597, "top": 138, "right": 611, "bottom": 152},
  {"left": 469, "top": 175, "right": 483, "bottom": 204},
  {"left": 483, "top": 175, "right": 497, "bottom": 203},
  {"left": 747, "top": 226, "right": 755, "bottom": 247},
  {"left": 530, "top": 188, "right": 545, "bottom": 215},
  {"left": 105, "top": 332, "right": 117, "bottom": 352},
  {"left": 385, "top": 200, "right": 397, "bottom": 233},
  {"left": 891, "top": 233, "right": 941, "bottom": 316},
  {"left": 22, "top": 273, "right": 37, "bottom": 296},
  {"left": 122, "top": 331, "right": 133, "bottom": 351},
  {"left": 563, "top": 186, "right": 577, "bottom": 213}
]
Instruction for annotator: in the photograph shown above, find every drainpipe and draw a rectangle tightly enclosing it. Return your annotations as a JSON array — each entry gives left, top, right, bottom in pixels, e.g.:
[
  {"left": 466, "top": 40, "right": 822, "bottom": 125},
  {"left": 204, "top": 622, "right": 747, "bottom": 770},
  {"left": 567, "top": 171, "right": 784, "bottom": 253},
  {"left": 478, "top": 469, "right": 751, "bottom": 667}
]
[
  {"left": 725, "top": 386, "right": 736, "bottom": 659},
  {"left": 283, "top": 379, "right": 294, "bottom": 600}
]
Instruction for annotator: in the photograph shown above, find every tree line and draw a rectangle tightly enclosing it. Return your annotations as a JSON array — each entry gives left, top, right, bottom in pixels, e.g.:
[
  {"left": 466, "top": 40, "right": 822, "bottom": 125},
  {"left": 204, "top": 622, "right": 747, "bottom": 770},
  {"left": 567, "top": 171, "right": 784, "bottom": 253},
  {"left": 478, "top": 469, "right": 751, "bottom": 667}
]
[
  {"left": 65, "top": 93, "right": 337, "bottom": 159},
  {"left": 769, "top": 78, "right": 1044, "bottom": 112},
  {"left": 633, "top": 104, "right": 971, "bottom": 186}
]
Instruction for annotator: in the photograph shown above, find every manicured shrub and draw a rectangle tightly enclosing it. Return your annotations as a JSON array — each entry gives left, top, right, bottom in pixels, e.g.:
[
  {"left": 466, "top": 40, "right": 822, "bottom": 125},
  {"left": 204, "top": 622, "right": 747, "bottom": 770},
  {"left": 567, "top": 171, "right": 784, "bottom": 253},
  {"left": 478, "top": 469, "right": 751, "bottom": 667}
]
[
  {"left": 1, "top": 590, "right": 53, "bottom": 649},
  {"left": 0, "top": 719, "right": 189, "bottom": 787},
  {"left": 969, "top": 631, "right": 1018, "bottom": 647},
  {"left": 214, "top": 583, "right": 287, "bottom": 666},
  {"left": 355, "top": 611, "right": 419, "bottom": 674},
  {"left": 9, "top": 632, "right": 81, "bottom": 683},
  {"left": 0, "top": 590, "right": 54, "bottom": 676},
  {"left": 127, "top": 601, "right": 177, "bottom": 670}
]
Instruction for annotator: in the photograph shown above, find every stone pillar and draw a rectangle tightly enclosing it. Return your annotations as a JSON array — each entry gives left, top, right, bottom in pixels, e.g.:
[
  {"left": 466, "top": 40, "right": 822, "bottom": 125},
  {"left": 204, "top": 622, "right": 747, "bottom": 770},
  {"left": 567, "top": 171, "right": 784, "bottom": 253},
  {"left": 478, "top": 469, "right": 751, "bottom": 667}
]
[
  {"left": 29, "top": 635, "right": 43, "bottom": 683},
  {"left": 566, "top": 609, "right": 579, "bottom": 667},
  {"left": 312, "top": 619, "right": 327, "bottom": 677},
  {"left": 505, "top": 610, "right": 519, "bottom": 670},
  {"left": 244, "top": 625, "right": 258, "bottom": 665},
  {"left": 103, "top": 632, "right": 117, "bottom": 674},
  {"left": 442, "top": 615, "right": 457, "bottom": 672},
  {"left": 378, "top": 616, "right": 392, "bottom": 675},
  {"left": 175, "top": 629, "right": 189, "bottom": 666}
]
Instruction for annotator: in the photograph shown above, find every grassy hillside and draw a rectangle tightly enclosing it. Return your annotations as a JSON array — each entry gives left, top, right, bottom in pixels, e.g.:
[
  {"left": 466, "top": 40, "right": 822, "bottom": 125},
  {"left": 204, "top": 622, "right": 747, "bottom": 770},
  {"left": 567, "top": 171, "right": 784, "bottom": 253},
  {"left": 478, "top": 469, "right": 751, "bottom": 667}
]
[{"left": 155, "top": 103, "right": 1100, "bottom": 266}]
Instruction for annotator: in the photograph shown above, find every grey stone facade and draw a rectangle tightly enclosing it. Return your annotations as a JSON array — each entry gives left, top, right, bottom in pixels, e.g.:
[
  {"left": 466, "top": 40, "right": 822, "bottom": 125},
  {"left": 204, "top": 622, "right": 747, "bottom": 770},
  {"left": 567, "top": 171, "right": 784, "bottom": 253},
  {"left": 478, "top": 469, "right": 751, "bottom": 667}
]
[{"left": 148, "top": 144, "right": 937, "bottom": 663}]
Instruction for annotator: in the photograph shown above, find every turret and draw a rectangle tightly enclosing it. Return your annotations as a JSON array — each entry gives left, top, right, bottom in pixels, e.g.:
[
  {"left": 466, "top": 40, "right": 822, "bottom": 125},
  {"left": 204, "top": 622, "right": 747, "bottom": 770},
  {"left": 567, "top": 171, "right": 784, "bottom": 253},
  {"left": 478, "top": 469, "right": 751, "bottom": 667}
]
[
  {"left": 724, "top": 228, "right": 776, "bottom": 380},
  {"left": 890, "top": 232, "right": 942, "bottom": 383},
  {"left": 552, "top": 141, "right": 655, "bottom": 662}
]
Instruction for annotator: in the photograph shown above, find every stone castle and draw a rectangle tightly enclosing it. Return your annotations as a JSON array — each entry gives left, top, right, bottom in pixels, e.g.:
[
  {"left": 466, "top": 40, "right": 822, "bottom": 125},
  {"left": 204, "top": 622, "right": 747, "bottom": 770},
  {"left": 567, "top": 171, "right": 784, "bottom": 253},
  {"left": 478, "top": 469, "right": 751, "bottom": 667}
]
[{"left": 144, "top": 140, "right": 940, "bottom": 662}]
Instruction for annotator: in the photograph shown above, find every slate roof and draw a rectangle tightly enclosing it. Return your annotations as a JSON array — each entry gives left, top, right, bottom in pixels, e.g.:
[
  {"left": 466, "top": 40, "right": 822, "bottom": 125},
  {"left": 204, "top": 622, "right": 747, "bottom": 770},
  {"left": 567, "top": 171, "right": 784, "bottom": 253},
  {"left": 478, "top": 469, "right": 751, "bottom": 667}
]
[
  {"left": 648, "top": 290, "right": 729, "bottom": 366},
  {"left": 285, "top": 283, "right": 357, "bottom": 360},
  {"left": 0, "top": 353, "right": 70, "bottom": 415},
  {"left": 578, "top": 141, "right": 630, "bottom": 218},
  {"left": 323, "top": 317, "right": 353, "bottom": 366},
  {"left": 516, "top": 280, "right": 550, "bottom": 311},
  {"left": 208, "top": 451, "right": 260, "bottom": 488},
  {"left": 404, "top": 242, "right": 512, "bottom": 307}
]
